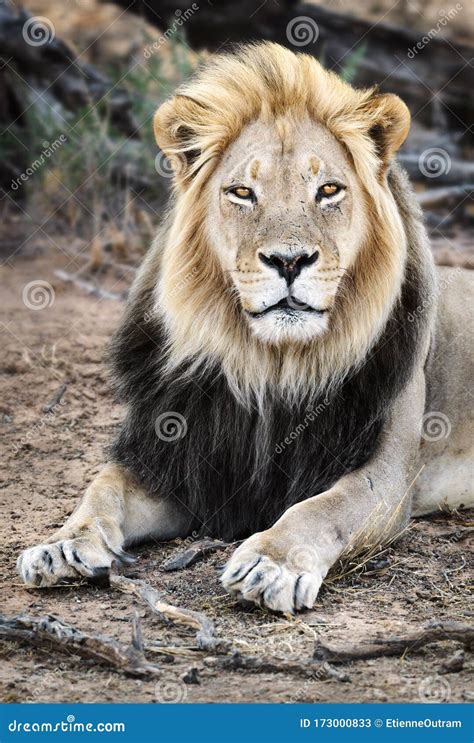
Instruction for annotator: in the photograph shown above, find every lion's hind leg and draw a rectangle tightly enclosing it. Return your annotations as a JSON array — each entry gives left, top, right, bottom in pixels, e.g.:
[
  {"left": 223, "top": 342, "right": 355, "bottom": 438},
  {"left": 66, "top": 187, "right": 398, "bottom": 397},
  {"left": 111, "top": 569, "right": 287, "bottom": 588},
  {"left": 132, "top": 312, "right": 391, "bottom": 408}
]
[{"left": 18, "top": 463, "right": 189, "bottom": 587}]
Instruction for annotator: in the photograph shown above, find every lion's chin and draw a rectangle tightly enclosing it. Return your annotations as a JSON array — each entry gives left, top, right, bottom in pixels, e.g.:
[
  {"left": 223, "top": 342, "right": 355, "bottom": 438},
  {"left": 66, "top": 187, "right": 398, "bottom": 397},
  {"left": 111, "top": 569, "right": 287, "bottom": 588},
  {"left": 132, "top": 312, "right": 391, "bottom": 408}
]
[{"left": 247, "top": 310, "right": 329, "bottom": 345}]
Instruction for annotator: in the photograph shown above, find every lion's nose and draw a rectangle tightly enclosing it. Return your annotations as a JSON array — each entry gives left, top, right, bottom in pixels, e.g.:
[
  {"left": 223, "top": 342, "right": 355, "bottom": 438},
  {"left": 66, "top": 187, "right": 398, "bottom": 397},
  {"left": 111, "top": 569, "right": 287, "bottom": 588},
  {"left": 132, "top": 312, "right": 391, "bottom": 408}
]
[{"left": 259, "top": 251, "right": 319, "bottom": 285}]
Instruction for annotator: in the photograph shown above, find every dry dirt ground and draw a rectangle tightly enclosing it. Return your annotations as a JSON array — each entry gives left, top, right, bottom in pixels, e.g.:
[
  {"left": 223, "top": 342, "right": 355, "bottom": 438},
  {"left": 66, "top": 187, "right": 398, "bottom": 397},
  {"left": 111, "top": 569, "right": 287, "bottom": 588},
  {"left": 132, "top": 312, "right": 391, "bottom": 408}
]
[{"left": 0, "top": 241, "right": 473, "bottom": 705}]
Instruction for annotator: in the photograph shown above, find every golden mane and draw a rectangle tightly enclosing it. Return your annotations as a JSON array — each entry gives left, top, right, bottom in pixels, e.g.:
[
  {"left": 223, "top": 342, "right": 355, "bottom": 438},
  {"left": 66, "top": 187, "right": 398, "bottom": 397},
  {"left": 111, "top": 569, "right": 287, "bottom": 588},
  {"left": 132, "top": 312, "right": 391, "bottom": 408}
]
[{"left": 147, "top": 42, "right": 414, "bottom": 406}]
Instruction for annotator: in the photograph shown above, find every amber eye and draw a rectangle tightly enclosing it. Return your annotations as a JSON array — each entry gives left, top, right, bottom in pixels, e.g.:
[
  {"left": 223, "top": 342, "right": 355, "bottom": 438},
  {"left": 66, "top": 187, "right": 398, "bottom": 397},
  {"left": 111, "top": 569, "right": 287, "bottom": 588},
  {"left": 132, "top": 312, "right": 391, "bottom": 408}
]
[
  {"left": 226, "top": 185, "right": 256, "bottom": 204},
  {"left": 321, "top": 183, "right": 340, "bottom": 196},
  {"left": 233, "top": 186, "right": 252, "bottom": 198}
]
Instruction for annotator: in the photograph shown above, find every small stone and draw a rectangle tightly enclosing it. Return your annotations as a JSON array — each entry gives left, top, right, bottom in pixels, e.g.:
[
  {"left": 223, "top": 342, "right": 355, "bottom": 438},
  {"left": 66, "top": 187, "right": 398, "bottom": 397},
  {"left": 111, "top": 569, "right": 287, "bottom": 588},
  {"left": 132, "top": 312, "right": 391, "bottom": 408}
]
[
  {"left": 183, "top": 667, "right": 201, "bottom": 685},
  {"left": 439, "top": 649, "right": 464, "bottom": 674}
]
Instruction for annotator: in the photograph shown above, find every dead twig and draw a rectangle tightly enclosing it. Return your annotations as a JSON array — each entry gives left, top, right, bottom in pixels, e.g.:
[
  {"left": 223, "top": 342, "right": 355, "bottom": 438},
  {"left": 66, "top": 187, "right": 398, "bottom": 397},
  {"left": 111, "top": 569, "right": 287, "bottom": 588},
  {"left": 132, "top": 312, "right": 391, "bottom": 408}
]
[
  {"left": 399, "top": 155, "right": 474, "bottom": 186},
  {"left": 313, "top": 620, "right": 474, "bottom": 663},
  {"left": 161, "top": 538, "right": 229, "bottom": 572},
  {"left": 109, "top": 565, "right": 230, "bottom": 654},
  {"left": 0, "top": 613, "right": 160, "bottom": 677},
  {"left": 417, "top": 185, "right": 474, "bottom": 210},
  {"left": 208, "top": 652, "right": 350, "bottom": 682}
]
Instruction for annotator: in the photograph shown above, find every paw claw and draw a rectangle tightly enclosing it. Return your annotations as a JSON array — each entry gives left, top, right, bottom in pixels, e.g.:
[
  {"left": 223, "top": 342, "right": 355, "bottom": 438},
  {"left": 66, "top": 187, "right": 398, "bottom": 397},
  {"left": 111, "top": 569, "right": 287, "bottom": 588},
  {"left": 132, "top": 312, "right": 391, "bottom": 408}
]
[
  {"left": 18, "top": 530, "right": 126, "bottom": 588},
  {"left": 221, "top": 541, "right": 324, "bottom": 613}
]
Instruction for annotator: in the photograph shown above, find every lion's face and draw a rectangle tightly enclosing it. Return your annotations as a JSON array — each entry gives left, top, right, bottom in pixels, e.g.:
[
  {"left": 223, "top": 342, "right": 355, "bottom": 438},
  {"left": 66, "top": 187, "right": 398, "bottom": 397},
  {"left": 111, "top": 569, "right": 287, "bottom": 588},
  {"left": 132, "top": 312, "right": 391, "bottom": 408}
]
[
  {"left": 154, "top": 43, "right": 411, "bottom": 386},
  {"left": 207, "top": 117, "right": 367, "bottom": 344}
]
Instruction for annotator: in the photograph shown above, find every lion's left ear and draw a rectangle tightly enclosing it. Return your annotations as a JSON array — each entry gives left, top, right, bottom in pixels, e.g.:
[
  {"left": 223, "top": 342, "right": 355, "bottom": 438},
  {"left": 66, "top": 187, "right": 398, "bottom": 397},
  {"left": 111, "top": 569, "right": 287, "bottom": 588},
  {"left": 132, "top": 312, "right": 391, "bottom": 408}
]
[
  {"left": 361, "top": 92, "right": 411, "bottom": 165},
  {"left": 154, "top": 95, "right": 207, "bottom": 187}
]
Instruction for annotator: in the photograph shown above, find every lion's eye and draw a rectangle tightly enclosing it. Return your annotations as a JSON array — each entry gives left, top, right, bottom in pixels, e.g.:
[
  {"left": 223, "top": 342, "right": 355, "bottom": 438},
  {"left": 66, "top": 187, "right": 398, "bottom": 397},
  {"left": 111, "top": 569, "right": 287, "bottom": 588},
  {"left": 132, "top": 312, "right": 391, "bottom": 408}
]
[
  {"left": 316, "top": 183, "right": 346, "bottom": 205},
  {"left": 234, "top": 187, "right": 252, "bottom": 199},
  {"left": 226, "top": 186, "right": 256, "bottom": 205},
  {"left": 320, "top": 183, "right": 340, "bottom": 197}
]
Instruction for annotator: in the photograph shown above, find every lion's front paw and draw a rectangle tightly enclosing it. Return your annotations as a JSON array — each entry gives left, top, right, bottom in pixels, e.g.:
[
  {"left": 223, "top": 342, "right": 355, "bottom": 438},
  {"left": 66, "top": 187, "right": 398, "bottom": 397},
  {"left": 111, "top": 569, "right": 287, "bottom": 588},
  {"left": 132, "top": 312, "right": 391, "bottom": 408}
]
[
  {"left": 220, "top": 535, "right": 324, "bottom": 613},
  {"left": 17, "top": 527, "right": 129, "bottom": 588}
]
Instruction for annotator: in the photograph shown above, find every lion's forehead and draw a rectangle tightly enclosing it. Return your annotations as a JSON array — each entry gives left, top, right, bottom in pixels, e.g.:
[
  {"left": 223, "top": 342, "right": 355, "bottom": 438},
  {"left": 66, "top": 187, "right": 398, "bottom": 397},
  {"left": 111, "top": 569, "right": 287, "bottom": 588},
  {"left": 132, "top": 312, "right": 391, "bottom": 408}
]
[{"left": 220, "top": 117, "right": 352, "bottom": 186}]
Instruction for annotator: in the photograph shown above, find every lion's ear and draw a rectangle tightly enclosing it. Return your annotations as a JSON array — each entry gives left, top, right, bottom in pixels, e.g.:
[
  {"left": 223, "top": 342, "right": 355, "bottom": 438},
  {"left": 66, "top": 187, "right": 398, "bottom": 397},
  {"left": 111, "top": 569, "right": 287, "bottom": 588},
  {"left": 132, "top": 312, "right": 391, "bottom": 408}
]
[
  {"left": 362, "top": 93, "right": 411, "bottom": 165},
  {"left": 154, "top": 96, "right": 204, "bottom": 186}
]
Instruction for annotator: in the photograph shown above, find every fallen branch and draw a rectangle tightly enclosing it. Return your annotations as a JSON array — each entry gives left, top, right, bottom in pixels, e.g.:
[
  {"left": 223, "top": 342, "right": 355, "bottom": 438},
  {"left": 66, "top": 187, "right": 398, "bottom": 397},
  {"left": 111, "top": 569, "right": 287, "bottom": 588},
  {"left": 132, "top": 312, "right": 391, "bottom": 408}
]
[
  {"left": 109, "top": 566, "right": 230, "bottom": 653},
  {"left": 208, "top": 651, "right": 350, "bottom": 682},
  {"left": 161, "top": 538, "right": 229, "bottom": 572},
  {"left": 313, "top": 620, "right": 474, "bottom": 663},
  {"left": 0, "top": 613, "right": 160, "bottom": 677},
  {"left": 417, "top": 185, "right": 474, "bottom": 210},
  {"left": 399, "top": 155, "right": 474, "bottom": 185}
]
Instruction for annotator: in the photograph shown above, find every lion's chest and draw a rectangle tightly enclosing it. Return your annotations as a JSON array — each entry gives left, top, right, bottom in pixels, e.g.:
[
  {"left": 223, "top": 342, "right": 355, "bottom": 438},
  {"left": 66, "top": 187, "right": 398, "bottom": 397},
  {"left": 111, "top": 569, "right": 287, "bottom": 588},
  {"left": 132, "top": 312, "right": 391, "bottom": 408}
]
[{"left": 112, "top": 372, "right": 384, "bottom": 540}]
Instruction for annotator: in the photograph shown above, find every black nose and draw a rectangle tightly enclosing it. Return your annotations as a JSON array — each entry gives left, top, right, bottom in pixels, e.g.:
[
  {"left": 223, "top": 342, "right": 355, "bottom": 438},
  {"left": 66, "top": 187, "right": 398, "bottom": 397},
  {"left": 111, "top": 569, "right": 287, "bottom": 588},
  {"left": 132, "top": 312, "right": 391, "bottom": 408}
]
[{"left": 259, "top": 251, "right": 319, "bottom": 285}]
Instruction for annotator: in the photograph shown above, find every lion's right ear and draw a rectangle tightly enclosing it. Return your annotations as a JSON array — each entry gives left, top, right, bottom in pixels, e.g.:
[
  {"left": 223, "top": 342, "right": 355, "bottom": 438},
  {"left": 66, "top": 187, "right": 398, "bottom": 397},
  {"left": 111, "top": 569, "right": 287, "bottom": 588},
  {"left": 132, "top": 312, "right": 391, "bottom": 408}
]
[
  {"left": 154, "top": 96, "right": 207, "bottom": 187},
  {"left": 361, "top": 92, "right": 411, "bottom": 166}
]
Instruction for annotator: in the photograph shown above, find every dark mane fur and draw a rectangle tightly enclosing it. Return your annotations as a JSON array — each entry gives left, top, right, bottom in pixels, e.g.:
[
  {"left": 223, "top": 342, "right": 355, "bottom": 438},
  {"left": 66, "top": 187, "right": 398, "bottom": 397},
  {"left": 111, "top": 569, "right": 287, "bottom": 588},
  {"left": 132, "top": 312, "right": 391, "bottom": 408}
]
[{"left": 109, "top": 187, "right": 431, "bottom": 540}]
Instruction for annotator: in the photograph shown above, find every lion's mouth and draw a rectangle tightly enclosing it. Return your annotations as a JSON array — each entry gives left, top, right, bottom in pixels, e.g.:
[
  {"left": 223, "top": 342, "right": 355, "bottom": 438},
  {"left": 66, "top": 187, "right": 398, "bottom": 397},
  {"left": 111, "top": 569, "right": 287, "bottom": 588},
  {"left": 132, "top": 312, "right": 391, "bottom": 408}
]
[{"left": 247, "top": 297, "right": 328, "bottom": 318}]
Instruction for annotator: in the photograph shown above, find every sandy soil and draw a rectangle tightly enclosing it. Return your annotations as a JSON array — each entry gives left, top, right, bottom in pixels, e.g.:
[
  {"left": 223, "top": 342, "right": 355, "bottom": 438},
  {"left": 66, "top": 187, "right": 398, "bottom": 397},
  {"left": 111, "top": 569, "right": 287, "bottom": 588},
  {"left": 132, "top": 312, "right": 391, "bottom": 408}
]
[{"left": 0, "top": 242, "right": 472, "bottom": 705}]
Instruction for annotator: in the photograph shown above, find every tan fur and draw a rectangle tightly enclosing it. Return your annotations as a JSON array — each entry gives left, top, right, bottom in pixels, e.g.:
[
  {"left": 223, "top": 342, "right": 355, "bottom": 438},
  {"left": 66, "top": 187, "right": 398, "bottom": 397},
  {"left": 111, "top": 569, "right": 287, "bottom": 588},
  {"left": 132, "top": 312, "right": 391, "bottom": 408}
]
[
  {"left": 17, "top": 464, "right": 188, "bottom": 587},
  {"left": 152, "top": 42, "right": 410, "bottom": 404},
  {"left": 17, "top": 44, "right": 472, "bottom": 613},
  {"left": 310, "top": 155, "right": 320, "bottom": 175}
]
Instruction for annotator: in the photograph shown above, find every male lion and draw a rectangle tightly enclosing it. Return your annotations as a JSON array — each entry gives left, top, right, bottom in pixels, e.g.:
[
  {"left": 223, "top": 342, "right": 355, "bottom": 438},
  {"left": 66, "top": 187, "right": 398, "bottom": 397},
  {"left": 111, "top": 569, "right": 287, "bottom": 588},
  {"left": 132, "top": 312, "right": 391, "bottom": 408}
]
[{"left": 18, "top": 43, "right": 473, "bottom": 613}]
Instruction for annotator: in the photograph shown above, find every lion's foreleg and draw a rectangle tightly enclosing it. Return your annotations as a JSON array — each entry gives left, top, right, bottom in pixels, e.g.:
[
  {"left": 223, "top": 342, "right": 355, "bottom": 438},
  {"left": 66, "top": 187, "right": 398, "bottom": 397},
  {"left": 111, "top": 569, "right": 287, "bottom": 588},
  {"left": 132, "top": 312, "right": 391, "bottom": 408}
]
[
  {"left": 18, "top": 463, "right": 189, "bottom": 587},
  {"left": 221, "top": 370, "right": 425, "bottom": 613}
]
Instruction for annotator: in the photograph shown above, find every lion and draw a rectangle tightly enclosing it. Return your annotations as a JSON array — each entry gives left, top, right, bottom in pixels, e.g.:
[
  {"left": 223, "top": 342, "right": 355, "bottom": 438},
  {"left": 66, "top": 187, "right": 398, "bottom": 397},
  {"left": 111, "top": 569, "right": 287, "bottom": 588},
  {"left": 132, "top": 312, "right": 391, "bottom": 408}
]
[{"left": 18, "top": 43, "right": 473, "bottom": 613}]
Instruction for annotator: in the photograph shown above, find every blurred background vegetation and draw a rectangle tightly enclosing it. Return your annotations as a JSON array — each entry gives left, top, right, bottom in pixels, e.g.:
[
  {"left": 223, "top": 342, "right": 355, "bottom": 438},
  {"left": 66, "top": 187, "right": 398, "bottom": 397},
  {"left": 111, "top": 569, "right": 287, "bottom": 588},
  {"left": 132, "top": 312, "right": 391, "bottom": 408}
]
[{"left": 1, "top": 0, "right": 472, "bottom": 284}]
